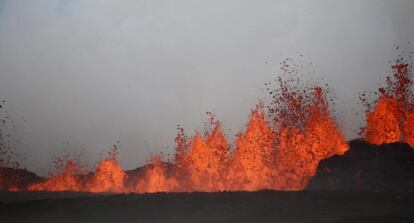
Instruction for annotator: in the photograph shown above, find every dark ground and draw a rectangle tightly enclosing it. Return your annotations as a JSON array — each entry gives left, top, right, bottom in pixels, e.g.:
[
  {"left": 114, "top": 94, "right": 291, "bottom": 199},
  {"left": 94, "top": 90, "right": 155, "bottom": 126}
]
[
  {"left": 2, "top": 141, "right": 414, "bottom": 222},
  {"left": 1, "top": 191, "right": 414, "bottom": 223}
]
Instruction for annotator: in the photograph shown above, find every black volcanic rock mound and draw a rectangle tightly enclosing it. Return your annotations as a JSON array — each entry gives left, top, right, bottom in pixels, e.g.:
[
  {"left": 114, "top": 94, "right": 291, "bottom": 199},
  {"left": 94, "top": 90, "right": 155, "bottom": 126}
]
[
  {"left": 0, "top": 167, "right": 43, "bottom": 190},
  {"left": 308, "top": 140, "right": 414, "bottom": 191}
]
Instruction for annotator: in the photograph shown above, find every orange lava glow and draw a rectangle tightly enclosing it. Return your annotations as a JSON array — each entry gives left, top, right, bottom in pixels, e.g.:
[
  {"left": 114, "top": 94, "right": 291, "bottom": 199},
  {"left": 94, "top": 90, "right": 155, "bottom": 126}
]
[
  {"left": 28, "top": 154, "right": 126, "bottom": 192},
  {"left": 363, "top": 63, "right": 414, "bottom": 147},
  {"left": 0, "top": 60, "right": 357, "bottom": 193},
  {"left": 126, "top": 73, "right": 348, "bottom": 192},
  {"left": 28, "top": 161, "right": 82, "bottom": 192}
]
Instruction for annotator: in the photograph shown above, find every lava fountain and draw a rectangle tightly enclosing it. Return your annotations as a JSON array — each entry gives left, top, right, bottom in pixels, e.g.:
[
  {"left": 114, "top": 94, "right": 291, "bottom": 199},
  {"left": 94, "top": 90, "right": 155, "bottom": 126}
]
[
  {"left": 362, "top": 61, "right": 414, "bottom": 147},
  {"left": 28, "top": 149, "right": 126, "bottom": 193},
  {"left": 125, "top": 60, "right": 348, "bottom": 193},
  {"left": 1, "top": 59, "right": 358, "bottom": 193}
]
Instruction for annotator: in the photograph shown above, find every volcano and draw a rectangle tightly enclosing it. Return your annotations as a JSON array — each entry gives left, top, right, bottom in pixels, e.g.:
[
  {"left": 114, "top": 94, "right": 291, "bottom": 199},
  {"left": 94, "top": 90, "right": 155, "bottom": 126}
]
[{"left": 1, "top": 60, "right": 414, "bottom": 222}]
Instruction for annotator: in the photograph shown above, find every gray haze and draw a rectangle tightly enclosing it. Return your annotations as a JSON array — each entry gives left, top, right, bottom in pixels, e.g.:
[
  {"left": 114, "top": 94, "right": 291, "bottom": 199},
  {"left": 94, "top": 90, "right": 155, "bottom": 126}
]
[{"left": 0, "top": 0, "right": 413, "bottom": 174}]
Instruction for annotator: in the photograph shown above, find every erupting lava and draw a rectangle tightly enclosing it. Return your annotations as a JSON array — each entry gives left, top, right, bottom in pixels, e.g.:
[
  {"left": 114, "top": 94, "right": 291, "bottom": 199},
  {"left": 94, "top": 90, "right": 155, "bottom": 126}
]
[
  {"left": 6, "top": 58, "right": 413, "bottom": 193},
  {"left": 0, "top": 60, "right": 349, "bottom": 193},
  {"left": 28, "top": 150, "right": 126, "bottom": 193},
  {"left": 129, "top": 62, "right": 349, "bottom": 193},
  {"left": 362, "top": 61, "right": 414, "bottom": 147}
]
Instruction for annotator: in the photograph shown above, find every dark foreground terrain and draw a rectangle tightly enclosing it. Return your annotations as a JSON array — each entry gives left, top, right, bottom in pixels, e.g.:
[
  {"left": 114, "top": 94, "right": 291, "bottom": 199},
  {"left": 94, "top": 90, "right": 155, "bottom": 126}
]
[
  {"left": 1, "top": 191, "right": 414, "bottom": 223},
  {"left": 1, "top": 141, "right": 414, "bottom": 222},
  {"left": 309, "top": 140, "right": 414, "bottom": 191}
]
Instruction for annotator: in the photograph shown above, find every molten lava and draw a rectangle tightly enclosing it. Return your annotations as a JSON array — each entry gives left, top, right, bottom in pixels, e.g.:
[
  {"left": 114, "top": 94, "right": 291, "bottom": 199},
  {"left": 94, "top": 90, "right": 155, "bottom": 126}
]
[
  {"left": 363, "top": 63, "right": 414, "bottom": 147},
  {"left": 28, "top": 161, "right": 82, "bottom": 192},
  {"left": 130, "top": 68, "right": 348, "bottom": 192},
  {"left": 1, "top": 60, "right": 351, "bottom": 193},
  {"left": 28, "top": 153, "right": 126, "bottom": 192}
]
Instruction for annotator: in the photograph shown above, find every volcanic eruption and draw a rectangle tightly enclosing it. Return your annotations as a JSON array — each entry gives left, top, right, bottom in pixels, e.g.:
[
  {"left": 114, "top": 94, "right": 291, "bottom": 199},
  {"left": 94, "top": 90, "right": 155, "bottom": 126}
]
[
  {"left": 308, "top": 57, "right": 414, "bottom": 191},
  {"left": 362, "top": 61, "right": 414, "bottom": 147},
  {"left": 1, "top": 58, "right": 413, "bottom": 194}
]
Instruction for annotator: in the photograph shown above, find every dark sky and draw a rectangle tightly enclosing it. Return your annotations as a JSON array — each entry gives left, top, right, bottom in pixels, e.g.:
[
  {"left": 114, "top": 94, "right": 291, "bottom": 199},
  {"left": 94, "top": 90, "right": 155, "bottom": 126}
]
[{"left": 0, "top": 0, "right": 413, "bottom": 173}]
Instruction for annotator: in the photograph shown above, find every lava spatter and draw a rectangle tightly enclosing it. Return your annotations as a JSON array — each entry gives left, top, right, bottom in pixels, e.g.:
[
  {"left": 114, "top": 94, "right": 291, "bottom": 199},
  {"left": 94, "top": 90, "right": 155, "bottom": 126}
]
[
  {"left": 362, "top": 61, "right": 414, "bottom": 147},
  {"left": 2, "top": 58, "right": 351, "bottom": 193}
]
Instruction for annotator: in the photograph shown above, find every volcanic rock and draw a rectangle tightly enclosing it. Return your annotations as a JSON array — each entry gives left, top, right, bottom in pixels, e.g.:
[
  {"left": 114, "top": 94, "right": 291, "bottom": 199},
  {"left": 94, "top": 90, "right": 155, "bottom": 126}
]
[
  {"left": 308, "top": 140, "right": 414, "bottom": 191},
  {"left": 0, "top": 167, "right": 43, "bottom": 190}
]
